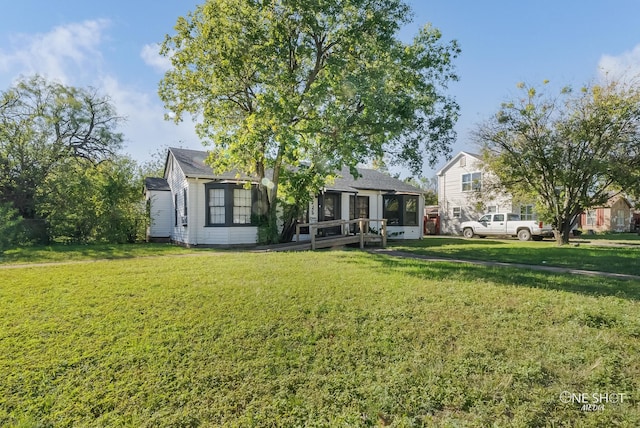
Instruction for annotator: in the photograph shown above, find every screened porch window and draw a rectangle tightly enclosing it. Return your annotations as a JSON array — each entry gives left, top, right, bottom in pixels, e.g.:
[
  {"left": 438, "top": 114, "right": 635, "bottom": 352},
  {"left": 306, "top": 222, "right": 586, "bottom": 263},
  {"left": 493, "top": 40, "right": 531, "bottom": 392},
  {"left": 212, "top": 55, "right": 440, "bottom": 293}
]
[{"left": 383, "top": 194, "right": 419, "bottom": 226}]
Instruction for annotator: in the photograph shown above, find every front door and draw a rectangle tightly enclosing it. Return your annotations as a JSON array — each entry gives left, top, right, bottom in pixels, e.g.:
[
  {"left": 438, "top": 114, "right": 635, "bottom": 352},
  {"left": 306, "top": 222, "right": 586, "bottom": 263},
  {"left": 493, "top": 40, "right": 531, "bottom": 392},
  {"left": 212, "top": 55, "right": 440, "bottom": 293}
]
[
  {"left": 319, "top": 193, "right": 341, "bottom": 236},
  {"left": 350, "top": 195, "right": 370, "bottom": 233}
]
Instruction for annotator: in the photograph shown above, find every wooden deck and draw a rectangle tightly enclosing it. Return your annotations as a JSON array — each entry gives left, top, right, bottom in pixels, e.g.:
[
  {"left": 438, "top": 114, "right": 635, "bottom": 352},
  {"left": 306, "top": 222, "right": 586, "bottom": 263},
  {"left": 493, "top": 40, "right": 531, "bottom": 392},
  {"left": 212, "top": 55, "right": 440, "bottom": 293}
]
[{"left": 288, "top": 218, "right": 387, "bottom": 251}]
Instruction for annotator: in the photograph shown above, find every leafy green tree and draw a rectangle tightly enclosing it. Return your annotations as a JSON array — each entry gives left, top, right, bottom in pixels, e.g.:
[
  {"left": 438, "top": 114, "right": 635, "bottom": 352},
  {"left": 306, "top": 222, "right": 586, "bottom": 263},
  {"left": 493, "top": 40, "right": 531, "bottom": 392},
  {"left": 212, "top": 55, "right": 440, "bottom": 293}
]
[
  {"left": 476, "top": 80, "right": 640, "bottom": 245},
  {"left": 159, "top": 0, "right": 460, "bottom": 242},
  {"left": 0, "top": 202, "right": 23, "bottom": 253},
  {"left": 38, "top": 156, "right": 145, "bottom": 243},
  {"left": 405, "top": 176, "right": 437, "bottom": 205},
  {"left": 0, "top": 75, "right": 123, "bottom": 220}
]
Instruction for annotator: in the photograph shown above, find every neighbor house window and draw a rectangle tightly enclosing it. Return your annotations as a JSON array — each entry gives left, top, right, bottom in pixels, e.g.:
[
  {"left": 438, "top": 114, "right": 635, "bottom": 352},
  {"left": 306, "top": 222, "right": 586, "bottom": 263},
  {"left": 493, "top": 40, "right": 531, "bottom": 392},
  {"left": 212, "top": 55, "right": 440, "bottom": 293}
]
[
  {"left": 383, "top": 194, "right": 419, "bottom": 226},
  {"left": 208, "top": 188, "right": 226, "bottom": 225},
  {"left": 520, "top": 204, "right": 535, "bottom": 220},
  {"left": 487, "top": 205, "right": 497, "bottom": 213},
  {"left": 616, "top": 209, "right": 625, "bottom": 227},
  {"left": 462, "top": 172, "right": 482, "bottom": 192},
  {"left": 452, "top": 207, "right": 461, "bottom": 218},
  {"left": 585, "top": 210, "right": 596, "bottom": 226},
  {"left": 233, "top": 188, "right": 252, "bottom": 224}
]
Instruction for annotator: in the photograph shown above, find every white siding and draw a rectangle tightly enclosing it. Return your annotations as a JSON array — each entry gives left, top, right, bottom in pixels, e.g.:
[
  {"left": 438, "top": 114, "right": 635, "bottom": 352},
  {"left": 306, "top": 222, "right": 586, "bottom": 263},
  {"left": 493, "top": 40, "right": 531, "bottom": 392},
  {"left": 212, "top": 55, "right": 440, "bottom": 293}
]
[
  {"left": 191, "top": 179, "right": 258, "bottom": 245},
  {"left": 198, "top": 226, "right": 258, "bottom": 245},
  {"left": 146, "top": 190, "right": 172, "bottom": 238},
  {"left": 438, "top": 152, "right": 511, "bottom": 235},
  {"left": 164, "top": 154, "right": 259, "bottom": 246},
  {"left": 165, "top": 155, "right": 190, "bottom": 244}
]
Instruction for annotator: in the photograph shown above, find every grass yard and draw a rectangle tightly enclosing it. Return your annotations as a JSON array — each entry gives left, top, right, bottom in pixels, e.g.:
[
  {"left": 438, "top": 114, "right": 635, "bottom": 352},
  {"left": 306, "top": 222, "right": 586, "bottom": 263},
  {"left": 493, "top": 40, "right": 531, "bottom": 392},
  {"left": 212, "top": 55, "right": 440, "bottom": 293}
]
[
  {"left": 1, "top": 250, "right": 639, "bottom": 427},
  {"left": 391, "top": 237, "right": 640, "bottom": 277},
  {"left": 0, "top": 243, "right": 197, "bottom": 265}
]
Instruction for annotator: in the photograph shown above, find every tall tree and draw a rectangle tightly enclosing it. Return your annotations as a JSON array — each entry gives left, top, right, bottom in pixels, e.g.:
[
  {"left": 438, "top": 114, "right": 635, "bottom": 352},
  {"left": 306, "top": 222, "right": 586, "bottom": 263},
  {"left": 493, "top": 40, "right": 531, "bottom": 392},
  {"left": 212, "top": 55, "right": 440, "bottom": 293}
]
[
  {"left": 0, "top": 75, "right": 123, "bottom": 219},
  {"left": 159, "top": 0, "right": 460, "bottom": 242},
  {"left": 476, "top": 80, "right": 640, "bottom": 245}
]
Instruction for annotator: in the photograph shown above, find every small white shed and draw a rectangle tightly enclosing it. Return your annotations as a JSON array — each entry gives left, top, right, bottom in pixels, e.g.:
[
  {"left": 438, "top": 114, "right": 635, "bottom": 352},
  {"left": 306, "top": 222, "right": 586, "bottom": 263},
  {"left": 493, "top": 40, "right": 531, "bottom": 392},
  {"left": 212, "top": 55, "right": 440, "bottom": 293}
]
[{"left": 143, "top": 177, "right": 172, "bottom": 242}]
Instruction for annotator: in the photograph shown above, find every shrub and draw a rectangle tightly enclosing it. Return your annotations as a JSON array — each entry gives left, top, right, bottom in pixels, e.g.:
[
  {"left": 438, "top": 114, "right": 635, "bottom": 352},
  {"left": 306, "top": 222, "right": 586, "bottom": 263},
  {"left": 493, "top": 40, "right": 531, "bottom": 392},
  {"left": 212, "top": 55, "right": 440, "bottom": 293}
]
[{"left": 0, "top": 203, "right": 24, "bottom": 253}]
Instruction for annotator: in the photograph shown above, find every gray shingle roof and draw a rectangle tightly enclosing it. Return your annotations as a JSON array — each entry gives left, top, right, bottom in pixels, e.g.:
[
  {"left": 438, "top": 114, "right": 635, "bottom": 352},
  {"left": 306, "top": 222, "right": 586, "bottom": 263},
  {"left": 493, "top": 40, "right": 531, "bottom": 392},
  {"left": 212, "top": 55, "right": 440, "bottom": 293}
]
[
  {"left": 167, "top": 147, "right": 423, "bottom": 194},
  {"left": 168, "top": 147, "right": 257, "bottom": 181},
  {"left": 144, "top": 177, "right": 170, "bottom": 191},
  {"left": 327, "top": 167, "right": 423, "bottom": 194}
]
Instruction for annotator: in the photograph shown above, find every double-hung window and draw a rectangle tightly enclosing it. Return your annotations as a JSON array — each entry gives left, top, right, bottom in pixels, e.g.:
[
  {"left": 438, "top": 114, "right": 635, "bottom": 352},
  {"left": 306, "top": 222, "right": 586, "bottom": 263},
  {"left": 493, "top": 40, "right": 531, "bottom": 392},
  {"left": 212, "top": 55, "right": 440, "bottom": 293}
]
[
  {"left": 462, "top": 172, "right": 482, "bottom": 192},
  {"left": 206, "top": 183, "right": 260, "bottom": 226},
  {"left": 520, "top": 204, "right": 535, "bottom": 221},
  {"left": 233, "top": 188, "right": 252, "bottom": 224},
  {"left": 208, "top": 188, "right": 226, "bottom": 225}
]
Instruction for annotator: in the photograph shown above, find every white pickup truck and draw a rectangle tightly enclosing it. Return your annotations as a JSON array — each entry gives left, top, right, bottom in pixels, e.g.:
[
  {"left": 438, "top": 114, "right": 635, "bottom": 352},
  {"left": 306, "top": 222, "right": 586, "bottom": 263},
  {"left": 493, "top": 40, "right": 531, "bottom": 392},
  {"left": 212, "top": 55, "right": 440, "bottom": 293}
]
[{"left": 460, "top": 213, "right": 553, "bottom": 241}]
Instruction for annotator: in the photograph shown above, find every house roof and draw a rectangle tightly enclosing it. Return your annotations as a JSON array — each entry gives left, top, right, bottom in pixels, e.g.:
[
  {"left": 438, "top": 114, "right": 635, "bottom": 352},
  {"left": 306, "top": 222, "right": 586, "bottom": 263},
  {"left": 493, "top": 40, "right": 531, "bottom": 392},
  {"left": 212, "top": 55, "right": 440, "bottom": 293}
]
[
  {"left": 436, "top": 151, "right": 482, "bottom": 176},
  {"left": 600, "top": 193, "right": 633, "bottom": 209},
  {"left": 327, "top": 167, "right": 423, "bottom": 194},
  {"left": 166, "top": 147, "right": 422, "bottom": 194},
  {"left": 144, "top": 177, "right": 170, "bottom": 191},
  {"left": 167, "top": 147, "right": 257, "bottom": 181}
]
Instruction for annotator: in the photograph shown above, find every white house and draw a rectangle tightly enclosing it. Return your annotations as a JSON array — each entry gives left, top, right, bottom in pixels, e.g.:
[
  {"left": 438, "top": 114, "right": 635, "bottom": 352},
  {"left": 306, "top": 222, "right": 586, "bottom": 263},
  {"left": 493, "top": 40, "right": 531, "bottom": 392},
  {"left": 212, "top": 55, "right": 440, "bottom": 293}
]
[
  {"left": 437, "top": 151, "right": 536, "bottom": 235},
  {"left": 144, "top": 147, "right": 425, "bottom": 246}
]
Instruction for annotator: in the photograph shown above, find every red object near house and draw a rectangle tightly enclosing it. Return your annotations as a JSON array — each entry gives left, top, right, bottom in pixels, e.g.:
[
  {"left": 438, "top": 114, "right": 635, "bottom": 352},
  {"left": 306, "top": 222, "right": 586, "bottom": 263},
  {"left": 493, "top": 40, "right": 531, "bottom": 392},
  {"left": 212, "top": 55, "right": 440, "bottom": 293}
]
[{"left": 424, "top": 206, "right": 440, "bottom": 235}]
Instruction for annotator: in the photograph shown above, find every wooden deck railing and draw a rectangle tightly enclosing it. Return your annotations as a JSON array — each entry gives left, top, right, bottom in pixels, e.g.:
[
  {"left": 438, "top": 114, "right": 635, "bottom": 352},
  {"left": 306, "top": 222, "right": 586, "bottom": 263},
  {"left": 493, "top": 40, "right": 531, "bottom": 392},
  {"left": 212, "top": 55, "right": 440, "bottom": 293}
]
[{"left": 295, "top": 218, "right": 387, "bottom": 250}]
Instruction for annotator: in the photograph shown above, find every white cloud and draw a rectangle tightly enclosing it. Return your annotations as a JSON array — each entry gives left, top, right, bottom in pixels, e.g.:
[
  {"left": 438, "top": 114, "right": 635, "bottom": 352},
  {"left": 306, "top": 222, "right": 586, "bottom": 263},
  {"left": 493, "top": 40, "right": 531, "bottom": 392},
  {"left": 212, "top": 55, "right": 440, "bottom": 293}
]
[
  {"left": 141, "top": 43, "right": 172, "bottom": 73},
  {"left": 0, "top": 19, "right": 109, "bottom": 85},
  {"left": 99, "top": 76, "right": 200, "bottom": 161},
  {"left": 598, "top": 44, "right": 640, "bottom": 83}
]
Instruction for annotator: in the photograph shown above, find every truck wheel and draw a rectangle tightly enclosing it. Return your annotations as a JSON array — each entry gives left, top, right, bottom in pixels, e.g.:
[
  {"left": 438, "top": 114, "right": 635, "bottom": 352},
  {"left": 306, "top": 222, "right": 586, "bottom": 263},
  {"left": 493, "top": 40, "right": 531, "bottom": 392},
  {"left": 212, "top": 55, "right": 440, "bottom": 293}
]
[
  {"left": 517, "top": 229, "right": 532, "bottom": 241},
  {"left": 463, "top": 228, "right": 474, "bottom": 239}
]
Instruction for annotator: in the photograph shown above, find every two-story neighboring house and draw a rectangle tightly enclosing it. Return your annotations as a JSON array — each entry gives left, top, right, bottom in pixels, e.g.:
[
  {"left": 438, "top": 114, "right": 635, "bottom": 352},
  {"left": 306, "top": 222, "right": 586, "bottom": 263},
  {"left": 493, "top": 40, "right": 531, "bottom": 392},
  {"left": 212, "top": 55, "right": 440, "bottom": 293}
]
[
  {"left": 437, "top": 151, "right": 636, "bottom": 236},
  {"left": 437, "top": 151, "right": 537, "bottom": 235}
]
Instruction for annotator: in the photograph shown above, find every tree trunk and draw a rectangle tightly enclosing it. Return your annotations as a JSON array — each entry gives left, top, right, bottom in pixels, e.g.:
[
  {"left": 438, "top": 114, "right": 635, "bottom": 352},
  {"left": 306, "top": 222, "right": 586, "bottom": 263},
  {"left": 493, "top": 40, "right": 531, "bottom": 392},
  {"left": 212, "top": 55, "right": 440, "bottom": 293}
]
[
  {"left": 553, "top": 219, "right": 573, "bottom": 246},
  {"left": 262, "top": 156, "right": 283, "bottom": 245}
]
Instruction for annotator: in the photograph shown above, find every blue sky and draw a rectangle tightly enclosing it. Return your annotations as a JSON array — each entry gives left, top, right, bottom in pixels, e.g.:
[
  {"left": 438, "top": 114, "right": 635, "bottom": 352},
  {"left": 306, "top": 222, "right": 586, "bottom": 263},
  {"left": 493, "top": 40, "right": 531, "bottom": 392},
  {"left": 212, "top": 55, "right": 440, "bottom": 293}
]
[{"left": 2, "top": 0, "right": 639, "bottom": 177}]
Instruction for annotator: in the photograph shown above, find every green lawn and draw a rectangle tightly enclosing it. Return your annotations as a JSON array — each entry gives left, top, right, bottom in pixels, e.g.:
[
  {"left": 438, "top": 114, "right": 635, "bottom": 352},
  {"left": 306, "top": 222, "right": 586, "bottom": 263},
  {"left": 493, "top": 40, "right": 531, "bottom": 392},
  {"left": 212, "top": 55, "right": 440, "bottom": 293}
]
[
  {"left": 390, "top": 237, "right": 640, "bottom": 276},
  {"left": 576, "top": 232, "right": 640, "bottom": 244},
  {"left": 1, "top": 250, "right": 638, "bottom": 427},
  {"left": 0, "top": 243, "right": 198, "bottom": 265}
]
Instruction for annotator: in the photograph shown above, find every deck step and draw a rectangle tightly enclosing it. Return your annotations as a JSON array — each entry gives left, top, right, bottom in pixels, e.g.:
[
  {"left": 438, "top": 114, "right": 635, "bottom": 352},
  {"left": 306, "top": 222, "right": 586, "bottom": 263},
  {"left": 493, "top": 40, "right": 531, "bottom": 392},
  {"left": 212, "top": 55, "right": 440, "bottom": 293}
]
[{"left": 256, "top": 234, "right": 383, "bottom": 252}]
